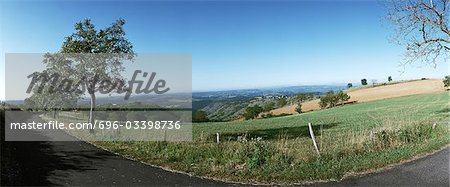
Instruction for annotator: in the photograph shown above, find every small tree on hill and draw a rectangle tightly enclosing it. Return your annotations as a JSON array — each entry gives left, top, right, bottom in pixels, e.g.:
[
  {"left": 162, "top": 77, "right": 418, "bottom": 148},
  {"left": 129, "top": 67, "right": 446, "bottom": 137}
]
[
  {"left": 336, "top": 91, "right": 350, "bottom": 104},
  {"left": 276, "top": 98, "right": 287, "bottom": 107},
  {"left": 347, "top": 83, "right": 353, "bottom": 88},
  {"left": 361, "top": 79, "right": 368, "bottom": 86},
  {"left": 295, "top": 103, "right": 302, "bottom": 114},
  {"left": 319, "top": 91, "right": 351, "bottom": 109},
  {"left": 388, "top": 76, "right": 393, "bottom": 82},
  {"left": 444, "top": 75, "right": 450, "bottom": 88},
  {"left": 262, "top": 102, "right": 275, "bottom": 112},
  {"left": 319, "top": 91, "right": 334, "bottom": 109},
  {"left": 243, "top": 105, "right": 263, "bottom": 120}
]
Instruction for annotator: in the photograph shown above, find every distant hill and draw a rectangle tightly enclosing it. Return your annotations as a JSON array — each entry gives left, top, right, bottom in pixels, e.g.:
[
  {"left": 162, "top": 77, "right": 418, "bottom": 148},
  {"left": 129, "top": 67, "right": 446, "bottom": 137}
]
[{"left": 193, "top": 84, "right": 347, "bottom": 98}]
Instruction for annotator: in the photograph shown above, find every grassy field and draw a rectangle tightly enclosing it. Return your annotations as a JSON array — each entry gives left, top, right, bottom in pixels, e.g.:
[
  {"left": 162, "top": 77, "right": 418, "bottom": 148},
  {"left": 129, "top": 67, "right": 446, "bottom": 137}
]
[{"left": 53, "top": 92, "right": 449, "bottom": 184}]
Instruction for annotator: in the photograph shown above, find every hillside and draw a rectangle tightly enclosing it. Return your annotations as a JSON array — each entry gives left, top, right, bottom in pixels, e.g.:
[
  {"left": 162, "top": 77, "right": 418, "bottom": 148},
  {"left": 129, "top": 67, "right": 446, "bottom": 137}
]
[{"left": 270, "top": 79, "right": 446, "bottom": 115}]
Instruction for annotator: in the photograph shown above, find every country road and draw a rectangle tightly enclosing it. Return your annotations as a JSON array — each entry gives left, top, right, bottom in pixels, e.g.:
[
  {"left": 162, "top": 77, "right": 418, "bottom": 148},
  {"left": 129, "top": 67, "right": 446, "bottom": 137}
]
[{"left": 2, "top": 112, "right": 449, "bottom": 186}]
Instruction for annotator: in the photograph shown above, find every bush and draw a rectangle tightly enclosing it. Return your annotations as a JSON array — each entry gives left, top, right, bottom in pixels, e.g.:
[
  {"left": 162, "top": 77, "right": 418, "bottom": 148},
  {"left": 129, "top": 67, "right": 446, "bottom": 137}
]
[
  {"left": 193, "top": 110, "right": 209, "bottom": 122},
  {"left": 319, "top": 91, "right": 350, "bottom": 109},
  {"left": 262, "top": 102, "right": 275, "bottom": 112},
  {"left": 276, "top": 98, "right": 287, "bottom": 107},
  {"left": 243, "top": 105, "right": 263, "bottom": 120},
  {"left": 443, "top": 75, "right": 450, "bottom": 88},
  {"left": 361, "top": 79, "right": 368, "bottom": 86},
  {"left": 295, "top": 103, "right": 302, "bottom": 114}
]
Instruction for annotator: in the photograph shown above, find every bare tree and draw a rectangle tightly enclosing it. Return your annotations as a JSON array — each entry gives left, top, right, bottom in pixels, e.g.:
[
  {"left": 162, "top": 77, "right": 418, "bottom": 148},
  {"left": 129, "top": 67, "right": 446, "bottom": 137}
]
[{"left": 386, "top": 0, "right": 449, "bottom": 66}]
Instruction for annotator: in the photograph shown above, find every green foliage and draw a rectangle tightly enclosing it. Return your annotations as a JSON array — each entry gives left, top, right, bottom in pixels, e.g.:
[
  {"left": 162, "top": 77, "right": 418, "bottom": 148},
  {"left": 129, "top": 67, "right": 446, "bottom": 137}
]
[
  {"left": 388, "top": 76, "right": 393, "bottom": 82},
  {"left": 193, "top": 110, "right": 209, "bottom": 122},
  {"left": 276, "top": 98, "right": 287, "bottom": 107},
  {"left": 262, "top": 102, "right": 275, "bottom": 112},
  {"left": 361, "top": 79, "right": 368, "bottom": 86},
  {"left": 295, "top": 93, "right": 313, "bottom": 103},
  {"left": 243, "top": 105, "right": 263, "bottom": 120},
  {"left": 319, "top": 91, "right": 351, "bottom": 109},
  {"left": 347, "top": 83, "right": 353, "bottom": 88},
  {"left": 295, "top": 103, "right": 302, "bottom": 114},
  {"left": 24, "top": 82, "right": 78, "bottom": 111},
  {"left": 44, "top": 18, "right": 135, "bottom": 124},
  {"left": 443, "top": 75, "right": 450, "bottom": 88}
]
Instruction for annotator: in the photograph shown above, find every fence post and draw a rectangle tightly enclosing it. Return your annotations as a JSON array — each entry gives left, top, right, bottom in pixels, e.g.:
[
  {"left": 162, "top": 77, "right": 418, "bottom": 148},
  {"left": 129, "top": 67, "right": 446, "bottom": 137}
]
[
  {"left": 308, "top": 123, "right": 320, "bottom": 157},
  {"left": 216, "top": 132, "right": 220, "bottom": 144}
]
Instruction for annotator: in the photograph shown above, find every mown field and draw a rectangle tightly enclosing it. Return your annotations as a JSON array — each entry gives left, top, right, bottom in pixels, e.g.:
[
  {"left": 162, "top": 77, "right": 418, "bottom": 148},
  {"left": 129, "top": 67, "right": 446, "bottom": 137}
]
[{"left": 55, "top": 92, "right": 449, "bottom": 184}]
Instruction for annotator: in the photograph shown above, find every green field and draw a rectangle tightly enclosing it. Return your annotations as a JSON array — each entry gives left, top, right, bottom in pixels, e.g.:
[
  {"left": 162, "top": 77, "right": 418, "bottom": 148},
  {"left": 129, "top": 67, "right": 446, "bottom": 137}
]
[{"left": 59, "top": 92, "right": 449, "bottom": 184}]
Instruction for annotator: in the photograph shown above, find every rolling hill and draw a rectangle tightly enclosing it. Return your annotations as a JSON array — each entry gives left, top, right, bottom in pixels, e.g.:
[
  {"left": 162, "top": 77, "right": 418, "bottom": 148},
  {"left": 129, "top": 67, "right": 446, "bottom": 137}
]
[{"left": 270, "top": 79, "right": 446, "bottom": 115}]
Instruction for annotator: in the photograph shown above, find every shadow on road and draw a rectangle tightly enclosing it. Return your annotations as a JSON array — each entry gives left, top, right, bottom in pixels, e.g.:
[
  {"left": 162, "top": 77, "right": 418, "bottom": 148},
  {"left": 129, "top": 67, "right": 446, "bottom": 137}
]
[{"left": 1, "top": 111, "right": 113, "bottom": 186}]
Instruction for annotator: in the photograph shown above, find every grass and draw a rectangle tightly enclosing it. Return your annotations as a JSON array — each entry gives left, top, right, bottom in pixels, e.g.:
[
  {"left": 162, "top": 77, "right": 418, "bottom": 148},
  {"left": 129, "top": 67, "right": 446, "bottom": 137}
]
[{"left": 50, "top": 92, "right": 449, "bottom": 184}]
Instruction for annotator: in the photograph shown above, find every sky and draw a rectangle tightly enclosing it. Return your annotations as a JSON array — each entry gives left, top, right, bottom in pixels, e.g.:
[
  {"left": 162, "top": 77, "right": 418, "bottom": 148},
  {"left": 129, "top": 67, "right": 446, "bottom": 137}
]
[{"left": 0, "top": 0, "right": 448, "bottom": 100}]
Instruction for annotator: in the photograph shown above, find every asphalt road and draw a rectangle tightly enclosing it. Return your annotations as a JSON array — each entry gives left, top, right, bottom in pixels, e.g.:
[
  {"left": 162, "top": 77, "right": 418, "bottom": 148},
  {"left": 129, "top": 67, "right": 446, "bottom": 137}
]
[
  {"left": 315, "top": 147, "right": 449, "bottom": 187},
  {"left": 2, "top": 112, "right": 449, "bottom": 186}
]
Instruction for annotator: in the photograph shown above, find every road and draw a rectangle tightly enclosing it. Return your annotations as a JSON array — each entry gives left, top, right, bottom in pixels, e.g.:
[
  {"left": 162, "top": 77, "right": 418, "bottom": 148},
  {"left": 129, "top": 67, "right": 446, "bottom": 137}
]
[
  {"left": 2, "top": 112, "right": 449, "bottom": 186},
  {"left": 315, "top": 147, "right": 449, "bottom": 186}
]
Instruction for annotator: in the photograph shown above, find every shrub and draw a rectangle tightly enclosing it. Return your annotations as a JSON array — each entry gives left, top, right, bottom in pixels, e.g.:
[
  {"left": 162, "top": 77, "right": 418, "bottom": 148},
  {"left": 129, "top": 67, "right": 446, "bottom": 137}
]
[
  {"left": 243, "top": 105, "right": 263, "bottom": 120},
  {"left": 443, "top": 75, "right": 450, "bottom": 88},
  {"left": 193, "top": 110, "right": 209, "bottom": 122},
  {"left": 361, "top": 79, "right": 368, "bottom": 86},
  {"left": 295, "top": 103, "right": 302, "bottom": 114},
  {"left": 319, "top": 91, "right": 350, "bottom": 109},
  {"left": 276, "top": 98, "right": 287, "bottom": 107},
  {"left": 262, "top": 102, "right": 275, "bottom": 112}
]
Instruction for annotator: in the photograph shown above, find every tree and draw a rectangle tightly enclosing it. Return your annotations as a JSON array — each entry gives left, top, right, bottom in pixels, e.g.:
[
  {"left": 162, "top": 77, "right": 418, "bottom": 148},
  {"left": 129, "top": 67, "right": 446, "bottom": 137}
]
[
  {"left": 296, "top": 94, "right": 307, "bottom": 103},
  {"left": 388, "top": 76, "right": 393, "bottom": 82},
  {"left": 276, "top": 98, "right": 287, "bottom": 107},
  {"left": 319, "top": 99, "right": 328, "bottom": 109},
  {"left": 319, "top": 91, "right": 334, "bottom": 109},
  {"left": 295, "top": 103, "right": 302, "bottom": 114},
  {"left": 347, "top": 83, "right": 353, "bottom": 88},
  {"left": 319, "top": 91, "right": 351, "bottom": 109},
  {"left": 193, "top": 110, "right": 209, "bottom": 122},
  {"left": 335, "top": 91, "right": 351, "bottom": 103},
  {"left": 243, "top": 105, "right": 263, "bottom": 120},
  {"left": 46, "top": 18, "right": 135, "bottom": 128},
  {"left": 386, "top": 0, "right": 449, "bottom": 66},
  {"left": 262, "top": 102, "right": 275, "bottom": 112},
  {"left": 295, "top": 93, "right": 313, "bottom": 103},
  {"left": 361, "top": 79, "right": 368, "bottom": 86},
  {"left": 444, "top": 75, "right": 450, "bottom": 87},
  {"left": 24, "top": 71, "right": 79, "bottom": 116}
]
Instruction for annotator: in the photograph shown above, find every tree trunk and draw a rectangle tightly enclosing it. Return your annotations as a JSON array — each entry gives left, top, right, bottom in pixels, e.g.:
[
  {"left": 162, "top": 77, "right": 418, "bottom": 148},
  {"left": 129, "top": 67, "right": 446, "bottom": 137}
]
[{"left": 88, "top": 93, "right": 96, "bottom": 133}]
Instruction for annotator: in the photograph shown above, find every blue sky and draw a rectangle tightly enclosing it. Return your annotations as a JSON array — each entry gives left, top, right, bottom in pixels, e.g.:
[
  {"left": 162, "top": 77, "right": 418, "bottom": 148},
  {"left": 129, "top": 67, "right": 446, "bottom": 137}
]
[{"left": 0, "top": 0, "right": 447, "bottom": 99}]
